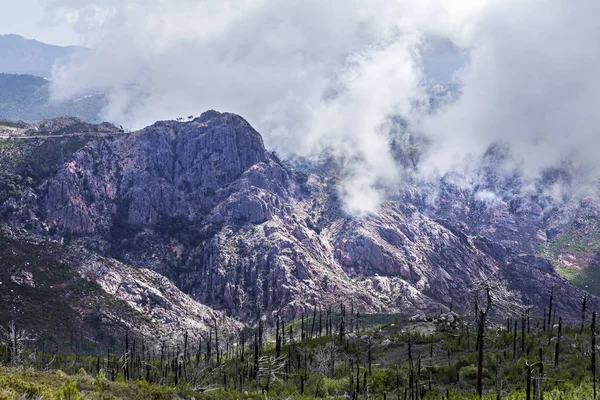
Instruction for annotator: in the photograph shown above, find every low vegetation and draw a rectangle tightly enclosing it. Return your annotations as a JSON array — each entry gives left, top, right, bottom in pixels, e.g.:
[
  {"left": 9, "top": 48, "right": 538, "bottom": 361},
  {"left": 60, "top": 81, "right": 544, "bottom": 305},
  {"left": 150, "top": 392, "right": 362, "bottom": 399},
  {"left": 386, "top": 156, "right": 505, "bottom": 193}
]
[{"left": 1, "top": 285, "right": 599, "bottom": 399}]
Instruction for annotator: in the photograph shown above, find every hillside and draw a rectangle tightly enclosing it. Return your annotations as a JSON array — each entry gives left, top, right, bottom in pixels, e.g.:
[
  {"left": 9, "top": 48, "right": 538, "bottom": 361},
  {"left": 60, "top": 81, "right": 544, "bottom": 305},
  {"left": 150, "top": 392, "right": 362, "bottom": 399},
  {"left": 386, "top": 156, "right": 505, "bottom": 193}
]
[
  {"left": 0, "top": 309, "right": 597, "bottom": 399},
  {"left": 0, "top": 227, "right": 240, "bottom": 352},
  {"left": 0, "top": 34, "right": 85, "bottom": 78},
  {"left": 0, "top": 112, "right": 594, "bottom": 342},
  {"left": 0, "top": 73, "right": 104, "bottom": 123}
]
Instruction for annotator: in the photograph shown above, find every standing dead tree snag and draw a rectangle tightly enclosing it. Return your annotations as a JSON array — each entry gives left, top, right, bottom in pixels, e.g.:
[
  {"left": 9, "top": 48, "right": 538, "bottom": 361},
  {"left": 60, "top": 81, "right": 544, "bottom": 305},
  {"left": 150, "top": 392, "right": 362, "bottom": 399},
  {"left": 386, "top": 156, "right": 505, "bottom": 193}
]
[
  {"left": 592, "top": 311, "right": 597, "bottom": 399},
  {"left": 547, "top": 286, "right": 554, "bottom": 333},
  {"left": 581, "top": 294, "right": 588, "bottom": 333},
  {"left": 0, "top": 320, "right": 34, "bottom": 366},
  {"left": 474, "top": 281, "right": 493, "bottom": 399}
]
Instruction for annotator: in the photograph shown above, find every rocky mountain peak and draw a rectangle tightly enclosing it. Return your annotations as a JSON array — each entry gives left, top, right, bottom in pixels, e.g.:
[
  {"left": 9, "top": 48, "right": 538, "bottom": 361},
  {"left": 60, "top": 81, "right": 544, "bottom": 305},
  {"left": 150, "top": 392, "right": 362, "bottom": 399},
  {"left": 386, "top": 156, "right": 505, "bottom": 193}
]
[{"left": 0, "top": 111, "right": 597, "bottom": 334}]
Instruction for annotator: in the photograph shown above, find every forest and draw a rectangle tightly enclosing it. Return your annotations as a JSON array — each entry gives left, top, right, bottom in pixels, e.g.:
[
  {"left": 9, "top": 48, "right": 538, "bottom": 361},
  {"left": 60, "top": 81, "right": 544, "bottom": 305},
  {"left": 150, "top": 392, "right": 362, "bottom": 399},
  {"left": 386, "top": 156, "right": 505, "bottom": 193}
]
[{"left": 1, "top": 282, "right": 599, "bottom": 399}]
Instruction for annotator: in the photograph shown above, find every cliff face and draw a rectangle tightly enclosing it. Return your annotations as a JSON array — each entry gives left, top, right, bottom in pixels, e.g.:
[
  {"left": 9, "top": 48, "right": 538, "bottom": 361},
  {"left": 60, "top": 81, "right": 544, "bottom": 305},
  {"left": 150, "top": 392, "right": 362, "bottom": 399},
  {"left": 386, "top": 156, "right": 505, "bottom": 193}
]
[{"left": 0, "top": 111, "right": 595, "bottom": 331}]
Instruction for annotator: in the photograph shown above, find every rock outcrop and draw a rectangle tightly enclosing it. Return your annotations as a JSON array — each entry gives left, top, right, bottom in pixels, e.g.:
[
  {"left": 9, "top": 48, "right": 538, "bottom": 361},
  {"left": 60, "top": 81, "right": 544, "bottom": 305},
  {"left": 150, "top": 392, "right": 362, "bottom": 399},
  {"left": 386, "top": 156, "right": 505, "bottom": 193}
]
[
  {"left": 0, "top": 110, "right": 596, "bottom": 332},
  {"left": 0, "top": 227, "right": 241, "bottom": 348}
]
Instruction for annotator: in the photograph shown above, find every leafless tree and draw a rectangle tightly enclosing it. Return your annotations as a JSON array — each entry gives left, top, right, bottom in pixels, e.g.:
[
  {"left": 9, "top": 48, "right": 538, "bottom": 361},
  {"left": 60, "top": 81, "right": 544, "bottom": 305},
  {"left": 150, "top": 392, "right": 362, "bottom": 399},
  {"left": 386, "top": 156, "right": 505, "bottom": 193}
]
[
  {"left": 474, "top": 281, "right": 492, "bottom": 399},
  {"left": 314, "top": 342, "right": 337, "bottom": 376},
  {"left": 471, "top": 276, "right": 524, "bottom": 399},
  {"left": 257, "top": 354, "right": 286, "bottom": 392},
  {"left": 0, "top": 320, "right": 35, "bottom": 365}
]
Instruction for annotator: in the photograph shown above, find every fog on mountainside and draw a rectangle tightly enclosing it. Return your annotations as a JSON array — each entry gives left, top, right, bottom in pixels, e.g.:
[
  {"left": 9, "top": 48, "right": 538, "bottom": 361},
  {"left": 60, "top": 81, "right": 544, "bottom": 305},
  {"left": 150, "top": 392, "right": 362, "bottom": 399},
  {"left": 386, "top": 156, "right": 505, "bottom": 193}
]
[
  {"left": 1, "top": 1, "right": 600, "bottom": 398},
  {"left": 0, "top": 73, "right": 104, "bottom": 122},
  {"left": 41, "top": 1, "right": 600, "bottom": 219}
]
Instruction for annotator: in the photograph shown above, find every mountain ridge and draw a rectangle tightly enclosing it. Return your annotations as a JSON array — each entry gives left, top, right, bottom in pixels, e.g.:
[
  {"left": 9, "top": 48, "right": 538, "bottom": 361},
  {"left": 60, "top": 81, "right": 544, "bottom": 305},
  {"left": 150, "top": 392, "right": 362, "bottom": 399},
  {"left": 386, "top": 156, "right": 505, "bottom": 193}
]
[
  {"left": 0, "top": 73, "right": 105, "bottom": 123},
  {"left": 0, "top": 111, "right": 594, "bottom": 344},
  {"left": 0, "top": 34, "right": 86, "bottom": 77}
]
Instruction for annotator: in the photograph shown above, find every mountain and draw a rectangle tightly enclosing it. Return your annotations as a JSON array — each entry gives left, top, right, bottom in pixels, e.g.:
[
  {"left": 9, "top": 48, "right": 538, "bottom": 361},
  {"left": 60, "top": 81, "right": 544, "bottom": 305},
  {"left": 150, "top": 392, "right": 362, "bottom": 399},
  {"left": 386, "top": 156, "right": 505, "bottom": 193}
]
[
  {"left": 0, "top": 35, "right": 104, "bottom": 123},
  {"left": 0, "top": 73, "right": 104, "bottom": 123},
  {"left": 0, "top": 34, "right": 85, "bottom": 78},
  {"left": 408, "top": 143, "right": 600, "bottom": 299},
  {"left": 0, "top": 227, "right": 240, "bottom": 351},
  {"left": 0, "top": 112, "right": 594, "bottom": 347}
]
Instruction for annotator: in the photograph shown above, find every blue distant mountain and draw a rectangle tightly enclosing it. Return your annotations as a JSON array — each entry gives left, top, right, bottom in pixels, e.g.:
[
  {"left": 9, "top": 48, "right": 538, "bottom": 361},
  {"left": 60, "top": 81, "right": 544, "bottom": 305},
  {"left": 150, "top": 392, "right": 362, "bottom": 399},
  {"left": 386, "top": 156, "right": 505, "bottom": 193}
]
[
  {"left": 0, "top": 73, "right": 104, "bottom": 123},
  {"left": 0, "top": 35, "right": 103, "bottom": 122},
  {"left": 0, "top": 34, "right": 86, "bottom": 78}
]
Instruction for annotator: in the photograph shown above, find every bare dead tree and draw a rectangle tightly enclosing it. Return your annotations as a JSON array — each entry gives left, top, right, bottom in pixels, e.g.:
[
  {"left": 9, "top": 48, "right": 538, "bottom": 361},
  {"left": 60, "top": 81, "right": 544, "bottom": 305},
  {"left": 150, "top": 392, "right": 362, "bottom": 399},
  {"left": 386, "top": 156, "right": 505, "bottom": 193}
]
[
  {"left": 547, "top": 287, "right": 554, "bottom": 333},
  {"left": 554, "top": 317, "right": 562, "bottom": 367},
  {"left": 521, "top": 313, "right": 526, "bottom": 353},
  {"left": 471, "top": 275, "right": 525, "bottom": 399},
  {"left": 0, "top": 320, "right": 35, "bottom": 366},
  {"left": 257, "top": 355, "right": 286, "bottom": 393},
  {"left": 539, "top": 346, "right": 544, "bottom": 400},
  {"left": 275, "top": 314, "right": 281, "bottom": 358},
  {"left": 315, "top": 342, "right": 336, "bottom": 377},
  {"left": 592, "top": 311, "right": 597, "bottom": 399},
  {"left": 475, "top": 283, "right": 492, "bottom": 399},
  {"left": 581, "top": 294, "right": 588, "bottom": 333},
  {"left": 525, "top": 361, "right": 532, "bottom": 400}
]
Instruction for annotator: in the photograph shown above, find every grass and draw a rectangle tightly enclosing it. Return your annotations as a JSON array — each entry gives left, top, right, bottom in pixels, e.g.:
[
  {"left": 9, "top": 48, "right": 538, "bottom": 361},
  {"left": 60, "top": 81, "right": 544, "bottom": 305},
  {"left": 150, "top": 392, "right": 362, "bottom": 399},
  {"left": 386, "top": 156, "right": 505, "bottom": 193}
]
[
  {"left": 0, "top": 139, "right": 18, "bottom": 150},
  {"left": 555, "top": 264, "right": 600, "bottom": 297},
  {"left": 0, "top": 367, "right": 265, "bottom": 400},
  {"left": 0, "top": 313, "right": 599, "bottom": 399}
]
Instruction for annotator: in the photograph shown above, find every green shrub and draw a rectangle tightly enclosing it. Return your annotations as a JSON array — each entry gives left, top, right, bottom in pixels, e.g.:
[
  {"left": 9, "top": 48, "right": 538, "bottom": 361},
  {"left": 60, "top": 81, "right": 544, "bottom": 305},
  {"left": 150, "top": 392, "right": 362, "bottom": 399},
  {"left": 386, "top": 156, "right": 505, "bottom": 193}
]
[
  {"left": 54, "top": 377, "right": 82, "bottom": 400},
  {"left": 313, "top": 376, "right": 348, "bottom": 398},
  {"left": 369, "top": 366, "right": 402, "bottom": 394}
]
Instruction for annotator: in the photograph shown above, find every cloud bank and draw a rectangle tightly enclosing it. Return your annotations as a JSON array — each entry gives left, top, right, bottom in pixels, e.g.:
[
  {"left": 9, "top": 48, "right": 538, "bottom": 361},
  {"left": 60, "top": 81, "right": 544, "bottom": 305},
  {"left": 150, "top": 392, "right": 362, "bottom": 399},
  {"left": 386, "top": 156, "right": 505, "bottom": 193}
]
[{"left": 44, "top": 0, "right": 600, "bottom": 213}]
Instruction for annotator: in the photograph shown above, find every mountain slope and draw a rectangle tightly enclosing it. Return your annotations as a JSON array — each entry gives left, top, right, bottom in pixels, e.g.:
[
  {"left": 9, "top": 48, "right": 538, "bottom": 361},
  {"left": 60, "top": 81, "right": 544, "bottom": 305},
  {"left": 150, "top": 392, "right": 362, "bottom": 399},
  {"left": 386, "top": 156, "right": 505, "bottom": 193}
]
[
  {"left": 0, "top": 34, "right": 85, "bottom": 78},
  {"left": 0, "top": 73, "right": 104, "bottom": 123},
  {"left": 0, "top": 227, "right": 240, "bottom": 350},
  {"left": 0, "top": 111, "right": 592, "bottom": 328},
  {"left": 406, "top": 143, "right": 600, "bottom": 299}
]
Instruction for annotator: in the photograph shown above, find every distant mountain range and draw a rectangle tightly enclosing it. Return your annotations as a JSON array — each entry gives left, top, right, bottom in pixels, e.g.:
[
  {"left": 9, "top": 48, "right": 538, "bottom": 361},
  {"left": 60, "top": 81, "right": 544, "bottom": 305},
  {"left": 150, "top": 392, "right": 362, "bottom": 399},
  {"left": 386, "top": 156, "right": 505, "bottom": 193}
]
[
  {"left": 0, "top": 73, "right": 105, "bottom": 123},
  {"left": 0, "top": 34, "right": 85, "bottom": 78},
  {"left": 0, "top": 33, "right": 462, "bottom": 125},
  {"left": 0, "top": 35, "right": 104, "bottom": 123}
]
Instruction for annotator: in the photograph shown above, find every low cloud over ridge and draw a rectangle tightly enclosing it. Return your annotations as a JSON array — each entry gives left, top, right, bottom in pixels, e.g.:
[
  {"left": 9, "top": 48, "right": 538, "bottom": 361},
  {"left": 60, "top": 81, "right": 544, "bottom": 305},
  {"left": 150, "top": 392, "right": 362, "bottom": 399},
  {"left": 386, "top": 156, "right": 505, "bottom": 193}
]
[{"left": 45, "top": 0, "right": 600, "bottom": 213}]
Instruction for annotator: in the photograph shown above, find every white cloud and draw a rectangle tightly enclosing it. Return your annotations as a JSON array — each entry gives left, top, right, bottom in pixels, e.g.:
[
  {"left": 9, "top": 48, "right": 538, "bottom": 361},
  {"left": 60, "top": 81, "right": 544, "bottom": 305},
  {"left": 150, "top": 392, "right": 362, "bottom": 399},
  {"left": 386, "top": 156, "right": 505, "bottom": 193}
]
[
  {"left": 421, "top": 0, "right": 600, "bottom": 181},
  {"left": 44, "top": 0, "right": 600, "bottom": 213}
]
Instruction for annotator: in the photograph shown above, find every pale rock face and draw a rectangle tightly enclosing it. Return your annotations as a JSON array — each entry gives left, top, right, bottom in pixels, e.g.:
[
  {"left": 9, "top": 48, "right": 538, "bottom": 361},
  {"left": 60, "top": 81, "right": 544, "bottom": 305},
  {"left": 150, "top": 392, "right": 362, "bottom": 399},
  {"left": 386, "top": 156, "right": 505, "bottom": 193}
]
[
  {"left": 60, "top": 247, "right": 242, "bottom": 339},
  {"left": 10, "top": 270, "right": 35, "bottom": 287},
  {"left": 1, "top": 110, "right": 597, "bottom": 327}
]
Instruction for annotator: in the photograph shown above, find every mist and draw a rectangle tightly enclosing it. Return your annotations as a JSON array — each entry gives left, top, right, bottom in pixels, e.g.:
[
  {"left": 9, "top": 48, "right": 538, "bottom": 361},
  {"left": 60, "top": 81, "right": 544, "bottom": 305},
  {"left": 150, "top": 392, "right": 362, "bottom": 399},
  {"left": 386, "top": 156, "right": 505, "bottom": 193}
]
[{"left": 45, "top": 0, "right": 600, "bottom": 214}]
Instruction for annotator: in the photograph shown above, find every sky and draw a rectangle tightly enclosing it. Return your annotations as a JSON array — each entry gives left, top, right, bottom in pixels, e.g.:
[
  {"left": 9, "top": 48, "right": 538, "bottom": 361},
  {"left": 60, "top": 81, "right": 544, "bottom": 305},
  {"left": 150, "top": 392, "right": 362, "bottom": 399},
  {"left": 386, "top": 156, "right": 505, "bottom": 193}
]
[
  {"left": 3, "top": 0, "right": 600, "bottom": 214},
  {"left": 0, "top": 0, "right": 79, "bottom": 46}
]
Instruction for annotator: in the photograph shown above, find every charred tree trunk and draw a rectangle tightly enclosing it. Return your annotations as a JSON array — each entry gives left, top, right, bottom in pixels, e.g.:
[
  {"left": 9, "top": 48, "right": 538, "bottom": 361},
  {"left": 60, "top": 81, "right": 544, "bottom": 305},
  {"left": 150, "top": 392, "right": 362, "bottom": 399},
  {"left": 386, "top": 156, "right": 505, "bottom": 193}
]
[
  {"left": 275, "top": 314, "right": 281, "bottom": 358},
  {"left": 539, "top": 347, "right": 544, "bottom": 400},
  {"left": 513, "top": 320, "right": 517, "bottom": 360},
  {"left": 521, "top": 313, "right": 526, "bottom": 353},
  {"left": 547, "top": 287, "right": 554, "bottom": 333},
  {"left": 311, "top": 304, "right": 317, "bottom": 339},
  {"left": 526, "top": 363, "right": 532, "bottom": 400},
  {"left": 592, "top": 311, "right": 597, "bottom": 399},
  {"left": 543, "top": 308, "right": 547, "bottom": 333},
  {"left": 476, "top": 285, "right": 492, "bottom": 399},
  {"left": 581, "top": 295, "right": 588, "bottom": 333},
  {"left": 368, "top": 337, "right": 372, "bottom": 376},
  {"left": 554, "top": 317, "right": 562, "bottom": 367}
]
